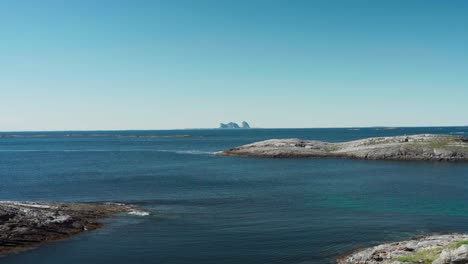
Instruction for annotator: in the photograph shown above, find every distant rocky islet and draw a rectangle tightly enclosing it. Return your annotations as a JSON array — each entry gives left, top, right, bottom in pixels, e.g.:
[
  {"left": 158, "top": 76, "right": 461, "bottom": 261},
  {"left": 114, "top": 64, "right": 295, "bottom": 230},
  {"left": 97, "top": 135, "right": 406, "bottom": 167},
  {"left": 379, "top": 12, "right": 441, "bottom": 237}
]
[{"left": 219, "top": 121, "right": 251, "bottom": 129}]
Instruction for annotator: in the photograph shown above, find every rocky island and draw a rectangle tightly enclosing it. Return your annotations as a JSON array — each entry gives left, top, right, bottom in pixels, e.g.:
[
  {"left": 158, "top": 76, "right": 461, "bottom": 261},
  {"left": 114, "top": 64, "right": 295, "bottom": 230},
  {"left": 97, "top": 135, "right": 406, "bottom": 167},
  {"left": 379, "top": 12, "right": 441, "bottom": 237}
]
[
  {"left": 218, "top": 134, "right": 468, "bottom": 161},
  {"left": 337, "top": 233, "right": 468, "bottom": 264},
  {"left": 219, "top": 121, "right": 251, "bottom": 129},
  {"left": 0, "top": 201, "right": 146, "bottom": 256}
]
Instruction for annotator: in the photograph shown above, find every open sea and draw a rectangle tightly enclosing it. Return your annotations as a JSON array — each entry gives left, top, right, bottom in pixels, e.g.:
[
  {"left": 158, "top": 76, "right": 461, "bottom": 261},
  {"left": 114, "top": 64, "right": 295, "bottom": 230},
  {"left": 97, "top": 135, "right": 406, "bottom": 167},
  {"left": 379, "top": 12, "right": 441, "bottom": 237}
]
[{"left": 1, "top": 127, "right": 468, "bottom": 264}]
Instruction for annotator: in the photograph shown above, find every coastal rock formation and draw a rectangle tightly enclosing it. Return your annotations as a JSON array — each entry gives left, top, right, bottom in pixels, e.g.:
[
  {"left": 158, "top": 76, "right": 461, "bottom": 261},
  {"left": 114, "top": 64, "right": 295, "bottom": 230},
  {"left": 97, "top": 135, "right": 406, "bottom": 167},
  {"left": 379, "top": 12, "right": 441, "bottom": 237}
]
[
  {"left": 434, "top": 244, "right": 468, "bottom": 264},
  {"left": 219, "top": 122, "right": 241, "bottom": 129},
  {"left": 219, "top": 121, "right": 251, "bottom": 129},
  {"left": 218, "top": 134, "right": 468, "bottom": 161},
  {"left": 0, "top": 201, "right": 145, "bottom": 256},
  {"left": 337, "top": 234, "right": 468, "bottom": 264}
]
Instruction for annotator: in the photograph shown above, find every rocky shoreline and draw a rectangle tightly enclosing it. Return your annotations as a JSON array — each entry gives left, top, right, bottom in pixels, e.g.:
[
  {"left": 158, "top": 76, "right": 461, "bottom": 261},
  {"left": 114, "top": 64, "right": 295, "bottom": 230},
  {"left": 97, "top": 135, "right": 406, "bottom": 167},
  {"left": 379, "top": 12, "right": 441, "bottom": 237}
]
[
  {"left": 218, "top": 134, "right": 468, "bottom": 161},
  {"left": 337, "top": 233, "right": 468, "bottom": 264},
  {"left": 0, "top": 201, "right": 145, "bottom": 256}
]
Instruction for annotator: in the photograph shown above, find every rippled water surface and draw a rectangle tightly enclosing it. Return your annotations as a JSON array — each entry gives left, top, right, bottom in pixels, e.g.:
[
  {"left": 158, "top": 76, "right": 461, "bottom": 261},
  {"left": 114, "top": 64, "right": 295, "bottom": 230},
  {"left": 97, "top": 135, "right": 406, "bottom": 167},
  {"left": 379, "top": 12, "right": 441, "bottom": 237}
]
[{"left": 1, "top": 127, "right": 468, "bottom": 264}]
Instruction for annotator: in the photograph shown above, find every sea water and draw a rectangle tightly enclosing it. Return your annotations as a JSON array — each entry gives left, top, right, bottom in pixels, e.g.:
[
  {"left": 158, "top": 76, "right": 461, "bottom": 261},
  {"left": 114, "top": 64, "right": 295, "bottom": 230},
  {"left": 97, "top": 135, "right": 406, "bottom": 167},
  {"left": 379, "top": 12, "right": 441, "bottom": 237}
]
[{"left": 1, "top": 127, "right": 468, "bottom": 264}]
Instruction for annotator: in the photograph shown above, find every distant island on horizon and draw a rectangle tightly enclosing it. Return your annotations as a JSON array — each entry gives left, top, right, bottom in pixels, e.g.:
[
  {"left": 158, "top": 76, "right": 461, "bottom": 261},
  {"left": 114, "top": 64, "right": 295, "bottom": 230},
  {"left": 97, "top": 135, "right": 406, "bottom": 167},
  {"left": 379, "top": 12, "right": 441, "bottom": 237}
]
[
  {"left": 219, "top": 121, "right": 251, "bottom": 129},
  {"left": 2, "top": 125, "right": 468, "bottom": 133}
]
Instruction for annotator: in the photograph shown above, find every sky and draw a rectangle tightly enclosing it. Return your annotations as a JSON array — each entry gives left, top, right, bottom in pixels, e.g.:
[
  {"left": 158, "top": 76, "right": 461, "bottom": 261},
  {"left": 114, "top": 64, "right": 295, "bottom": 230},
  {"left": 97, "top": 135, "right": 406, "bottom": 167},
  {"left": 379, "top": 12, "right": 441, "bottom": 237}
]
[{"left": 1, "top": 0, "right": 467, "bottom": 131}]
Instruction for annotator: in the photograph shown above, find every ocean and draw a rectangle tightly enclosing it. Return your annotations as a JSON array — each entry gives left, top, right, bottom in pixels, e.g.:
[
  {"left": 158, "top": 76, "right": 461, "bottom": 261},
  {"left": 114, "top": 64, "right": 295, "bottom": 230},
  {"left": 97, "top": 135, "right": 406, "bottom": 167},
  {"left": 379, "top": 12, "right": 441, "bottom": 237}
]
[{"left": 1, "top": 127, "right": 468, "bottom": 264}]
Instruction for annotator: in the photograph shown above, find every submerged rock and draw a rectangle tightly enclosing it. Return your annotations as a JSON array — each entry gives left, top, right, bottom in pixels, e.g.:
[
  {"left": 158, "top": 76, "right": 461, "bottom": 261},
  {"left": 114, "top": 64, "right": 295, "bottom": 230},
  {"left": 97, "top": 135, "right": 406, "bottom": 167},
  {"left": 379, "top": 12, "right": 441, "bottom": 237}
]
[
  {"left": 218, "top": 134, "right": 468, "bottom": 162},
  {"left": 0, "top": 201, "right": 144, "bottom": 256},
  {"left": 337, "top": 234, "right": 468, "bottom": 264}
]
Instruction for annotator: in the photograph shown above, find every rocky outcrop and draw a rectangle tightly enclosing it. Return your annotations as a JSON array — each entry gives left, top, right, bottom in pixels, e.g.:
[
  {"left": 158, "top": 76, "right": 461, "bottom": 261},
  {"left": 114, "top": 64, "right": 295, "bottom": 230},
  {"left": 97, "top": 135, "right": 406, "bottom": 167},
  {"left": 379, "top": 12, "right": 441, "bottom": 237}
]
[
  {"left": 219, "top": 121, "right": 250, "bottom": 129},
  {"left": 219, "top": 122, "right": 241, "bottom": 129},
  {"left": 0, "top": 201, "right": 146, "bottom": 256},
  {"left": 433, "top": 244, "right": 468, "bottom": 264},
  {"left": 337, "top": 234, "right": 468, "bottom": 264},
  {"left": 219, "top": 121, "right": 251, "bottom": 129},
  {"left": 218, "top": 134, "right": 468, "bottom": 161}
]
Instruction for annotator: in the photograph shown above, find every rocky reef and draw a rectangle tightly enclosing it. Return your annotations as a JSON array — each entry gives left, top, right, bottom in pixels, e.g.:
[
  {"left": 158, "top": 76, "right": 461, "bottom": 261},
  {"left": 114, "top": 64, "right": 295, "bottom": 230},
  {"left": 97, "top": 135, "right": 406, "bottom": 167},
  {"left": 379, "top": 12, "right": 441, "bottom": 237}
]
[
  {"left": 0, "top": 201, "right": 145, "bottom": 256},
  {"left": 337, "top": 234, "right": 468, "bottom": 264},
  {"left": 219, "top": 121, "right": 250, "bottom": 129},
  {"left": 218, "top": 134, "right": 468, "bottom": 161}
]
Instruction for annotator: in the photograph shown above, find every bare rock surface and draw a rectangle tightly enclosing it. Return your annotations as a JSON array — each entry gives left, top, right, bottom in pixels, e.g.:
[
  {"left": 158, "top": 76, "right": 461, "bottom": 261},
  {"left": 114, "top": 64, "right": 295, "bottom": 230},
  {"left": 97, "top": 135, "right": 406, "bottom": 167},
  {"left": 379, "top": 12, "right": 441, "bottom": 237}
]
[
  {"left": 218, "top": 134, "right": 468, "bottom": 161},
  {"left": 433, "top": 244, "right": 468, "bottom": 264},
  {"left": 338, "top": 234, "right": 468, "bottom": 264},
  {"left": 0, "top": 201, "right": 145, "bottom": 256}
]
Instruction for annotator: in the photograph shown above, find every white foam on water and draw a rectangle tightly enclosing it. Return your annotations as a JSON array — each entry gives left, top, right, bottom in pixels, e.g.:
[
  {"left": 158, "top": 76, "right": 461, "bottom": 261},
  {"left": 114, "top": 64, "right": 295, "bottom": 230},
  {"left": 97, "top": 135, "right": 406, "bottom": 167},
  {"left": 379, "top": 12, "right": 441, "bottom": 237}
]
[
  {"left": 128, "top": 209, "right": 150, "bottom": 216},
  {"left": 175, "top": 150, "right": 215, "bottom": 155}
]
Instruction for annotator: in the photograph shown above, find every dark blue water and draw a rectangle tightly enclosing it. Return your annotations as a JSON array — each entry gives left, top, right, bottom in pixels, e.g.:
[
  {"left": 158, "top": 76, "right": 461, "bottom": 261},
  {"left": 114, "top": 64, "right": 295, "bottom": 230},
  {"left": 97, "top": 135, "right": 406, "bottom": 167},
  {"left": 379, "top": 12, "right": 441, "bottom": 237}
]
[{"left": 1, "top": 127, "right": 468, "bottom": 264}]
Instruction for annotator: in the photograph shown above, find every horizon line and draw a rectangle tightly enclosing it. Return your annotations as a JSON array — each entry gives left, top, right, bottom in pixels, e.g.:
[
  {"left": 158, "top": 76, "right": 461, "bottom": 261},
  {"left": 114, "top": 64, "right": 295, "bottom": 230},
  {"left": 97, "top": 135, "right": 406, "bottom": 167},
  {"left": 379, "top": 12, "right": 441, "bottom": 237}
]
[{"left": 1, "top": 125, "right": 467, "bottom": 133}]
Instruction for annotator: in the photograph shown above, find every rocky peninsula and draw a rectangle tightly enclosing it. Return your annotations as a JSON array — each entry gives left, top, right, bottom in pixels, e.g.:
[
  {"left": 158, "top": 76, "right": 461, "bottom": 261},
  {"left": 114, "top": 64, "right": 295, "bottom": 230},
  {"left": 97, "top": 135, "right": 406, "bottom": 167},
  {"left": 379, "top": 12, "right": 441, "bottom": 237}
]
[
  {"left": 337, "top": 233, "right": 468, "bottom": 264},
  {"left": 0, "top": 201, "right": 145, "bottom": 256},
  {"left": 218, "top": 134, "right": 468, "bottom": 161}
]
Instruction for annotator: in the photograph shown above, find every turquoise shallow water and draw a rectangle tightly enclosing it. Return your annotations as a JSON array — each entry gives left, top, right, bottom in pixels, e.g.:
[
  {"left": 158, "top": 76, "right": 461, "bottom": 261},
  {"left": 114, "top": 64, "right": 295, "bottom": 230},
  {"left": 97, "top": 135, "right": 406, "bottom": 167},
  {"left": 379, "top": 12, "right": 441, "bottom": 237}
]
[{"left": 0, "top": 127, "right": 468, "bottom": 263}]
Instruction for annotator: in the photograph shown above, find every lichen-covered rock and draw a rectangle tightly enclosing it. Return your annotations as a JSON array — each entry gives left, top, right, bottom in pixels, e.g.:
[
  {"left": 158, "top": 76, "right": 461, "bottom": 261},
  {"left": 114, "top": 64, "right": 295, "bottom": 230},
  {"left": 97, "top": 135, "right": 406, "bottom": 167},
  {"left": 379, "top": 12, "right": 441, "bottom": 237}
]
[
  {"left": 433, "top": 244, "right": 468, "bottom": 264},
  {"left": 219, "top": 134, "right": 468, "bottom": 162},
  {"left": 337, "top": 234, "right": 468, "bottom": 264}
]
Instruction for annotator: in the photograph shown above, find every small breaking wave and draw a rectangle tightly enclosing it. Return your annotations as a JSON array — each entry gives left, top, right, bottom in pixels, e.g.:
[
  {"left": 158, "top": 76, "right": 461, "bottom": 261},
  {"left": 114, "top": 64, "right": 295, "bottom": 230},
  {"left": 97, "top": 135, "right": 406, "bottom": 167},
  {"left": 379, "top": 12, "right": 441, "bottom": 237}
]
[
  {"left": 128, "top": 209, "right": 150, "bottom": 216},
  {"left": 175, "top": 150, "right": 215, "bottom": 155}
]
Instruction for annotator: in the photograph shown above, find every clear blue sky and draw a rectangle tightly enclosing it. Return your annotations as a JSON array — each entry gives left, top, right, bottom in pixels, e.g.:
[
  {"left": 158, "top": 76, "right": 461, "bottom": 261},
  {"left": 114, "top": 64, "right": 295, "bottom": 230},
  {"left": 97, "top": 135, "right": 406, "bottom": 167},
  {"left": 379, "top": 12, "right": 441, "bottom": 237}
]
[{"left": 1, "top": 0, "right": 467, "bottom": 131}]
